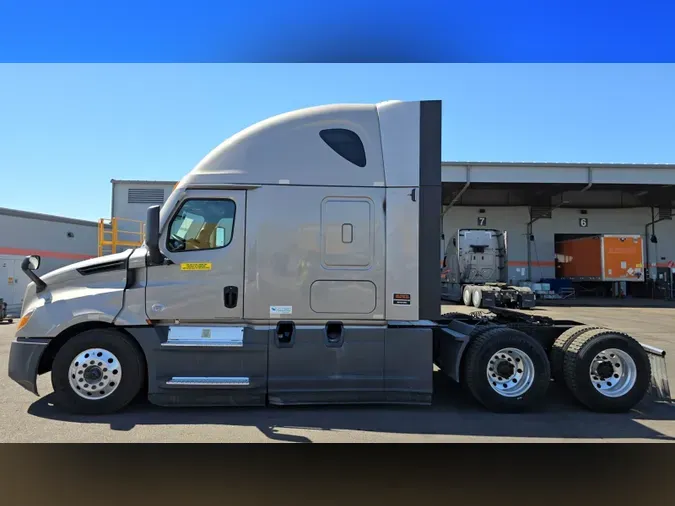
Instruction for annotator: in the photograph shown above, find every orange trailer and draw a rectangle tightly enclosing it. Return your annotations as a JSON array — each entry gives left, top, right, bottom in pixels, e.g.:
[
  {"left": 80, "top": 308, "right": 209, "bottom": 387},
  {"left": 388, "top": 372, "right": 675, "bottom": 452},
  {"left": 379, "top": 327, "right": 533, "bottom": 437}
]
[{"left": 555, "top": 234, "right": 645, "bottom": 282}]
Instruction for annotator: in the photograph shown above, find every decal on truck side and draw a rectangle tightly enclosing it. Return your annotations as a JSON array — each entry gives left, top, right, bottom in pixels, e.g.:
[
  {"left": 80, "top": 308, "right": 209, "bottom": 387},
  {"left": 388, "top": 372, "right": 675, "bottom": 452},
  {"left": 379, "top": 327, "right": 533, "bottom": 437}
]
[
  {"left": 180, "top": 262, "right": 213, "bottom": 271},
  {"left": 392, "top": 293, "right": 411, "bottom": 305},
  {"left": 270, "top": 306, "right": 293, "bottom": 316}
]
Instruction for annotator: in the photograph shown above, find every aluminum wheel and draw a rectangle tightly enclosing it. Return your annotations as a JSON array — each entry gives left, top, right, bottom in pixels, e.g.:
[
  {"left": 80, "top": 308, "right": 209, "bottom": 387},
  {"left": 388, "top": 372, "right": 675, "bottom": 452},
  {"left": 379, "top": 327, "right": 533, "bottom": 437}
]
[
  {"left": 68, "top": 348, "right": 122, "bottom": 400},
  {"left": 588, "top": 348, "right": 637, "bottom": 398},
  {"left": 486, "top": 347, "right": 536, "bottom": 397}
]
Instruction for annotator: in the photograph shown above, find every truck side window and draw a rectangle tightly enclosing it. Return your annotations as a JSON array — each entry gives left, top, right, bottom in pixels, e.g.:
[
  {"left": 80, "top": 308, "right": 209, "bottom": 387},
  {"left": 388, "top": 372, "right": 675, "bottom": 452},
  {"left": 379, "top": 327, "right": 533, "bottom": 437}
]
[
  {"left": 166, "top": 199, "right": 236, "bottom": 252},
  {"left": 319, "top": 128, "right": 367, "bottom": 168}
]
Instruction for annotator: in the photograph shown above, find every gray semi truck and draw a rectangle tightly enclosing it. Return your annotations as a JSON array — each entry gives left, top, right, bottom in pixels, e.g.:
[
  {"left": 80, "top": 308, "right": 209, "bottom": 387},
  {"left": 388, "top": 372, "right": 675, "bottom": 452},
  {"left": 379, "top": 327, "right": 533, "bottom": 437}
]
[
  {"left": 441, "top": 228, "right": 536, "bottom": 309},
  {"left": 7, "top": 100, "right": 671, "bottom": 415}
]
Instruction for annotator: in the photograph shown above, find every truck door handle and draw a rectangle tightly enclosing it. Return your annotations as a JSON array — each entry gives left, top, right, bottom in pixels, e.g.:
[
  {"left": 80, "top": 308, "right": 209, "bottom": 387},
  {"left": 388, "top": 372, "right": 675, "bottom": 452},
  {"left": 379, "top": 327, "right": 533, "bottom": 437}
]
[{"left": 224, "top": 286, "right": 238, "bottom": 308}]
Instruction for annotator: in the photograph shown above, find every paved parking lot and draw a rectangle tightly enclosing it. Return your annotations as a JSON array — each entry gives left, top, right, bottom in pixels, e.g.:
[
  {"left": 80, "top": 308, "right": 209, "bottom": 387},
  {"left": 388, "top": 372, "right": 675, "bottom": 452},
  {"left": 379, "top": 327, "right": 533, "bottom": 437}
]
[{"left": 1, "top": 304, "right": 674, "bottom": 443}]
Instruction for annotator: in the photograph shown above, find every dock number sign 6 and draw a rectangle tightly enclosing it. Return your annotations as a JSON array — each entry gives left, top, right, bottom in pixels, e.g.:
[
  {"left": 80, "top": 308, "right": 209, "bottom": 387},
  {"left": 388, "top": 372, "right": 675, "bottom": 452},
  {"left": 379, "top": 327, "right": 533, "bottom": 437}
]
[{"left": 579, "top": 218, "right": 589, "bottom": 228}]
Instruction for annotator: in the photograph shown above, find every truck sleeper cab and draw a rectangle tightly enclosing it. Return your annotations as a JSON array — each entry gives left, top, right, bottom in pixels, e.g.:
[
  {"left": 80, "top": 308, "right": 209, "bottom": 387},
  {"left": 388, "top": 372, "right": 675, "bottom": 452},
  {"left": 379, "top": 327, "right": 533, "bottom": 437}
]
[{"left": 7, "top": 100, "right": 669, "bottom": 415}]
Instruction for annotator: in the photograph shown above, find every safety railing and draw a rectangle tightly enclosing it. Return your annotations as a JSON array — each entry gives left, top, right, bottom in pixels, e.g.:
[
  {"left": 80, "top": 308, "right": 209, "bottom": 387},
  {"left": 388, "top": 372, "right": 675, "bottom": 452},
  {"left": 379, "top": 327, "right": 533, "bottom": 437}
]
[{"left": 98, "top": 217, "right": 145, "bottom": 256}]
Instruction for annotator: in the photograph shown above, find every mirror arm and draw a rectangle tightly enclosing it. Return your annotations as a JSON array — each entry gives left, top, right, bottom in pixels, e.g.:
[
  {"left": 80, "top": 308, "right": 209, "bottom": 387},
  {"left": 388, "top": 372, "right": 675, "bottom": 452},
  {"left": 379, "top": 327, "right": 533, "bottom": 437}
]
[{"left": 20, "top": 256, "right": 47, "bottom": 293}]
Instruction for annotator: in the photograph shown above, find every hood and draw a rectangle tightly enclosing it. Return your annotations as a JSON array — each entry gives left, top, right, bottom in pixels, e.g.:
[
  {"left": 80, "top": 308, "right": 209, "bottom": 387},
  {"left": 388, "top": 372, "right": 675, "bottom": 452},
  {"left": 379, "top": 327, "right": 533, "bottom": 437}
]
[
  {"left": 41, "top": 250, "right": 134, "bottom": 286},
  {"left": 19, "top": 249, "right": 136, "bottom": 318}
]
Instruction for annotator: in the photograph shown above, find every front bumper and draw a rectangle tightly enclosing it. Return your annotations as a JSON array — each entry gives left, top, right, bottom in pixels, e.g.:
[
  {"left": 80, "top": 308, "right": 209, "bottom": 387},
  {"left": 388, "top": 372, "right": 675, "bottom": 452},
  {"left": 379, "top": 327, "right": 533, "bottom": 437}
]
[{"left": 8, "top": 338, "right": 49, "bottom": 395}]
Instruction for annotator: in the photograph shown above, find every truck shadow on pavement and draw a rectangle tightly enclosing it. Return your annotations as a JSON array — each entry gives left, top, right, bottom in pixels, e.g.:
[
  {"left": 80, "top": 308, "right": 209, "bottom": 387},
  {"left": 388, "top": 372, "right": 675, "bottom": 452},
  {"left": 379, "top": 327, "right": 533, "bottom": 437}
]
[{"left": 27, "top": 372, "right": 675, "bottom": 442}]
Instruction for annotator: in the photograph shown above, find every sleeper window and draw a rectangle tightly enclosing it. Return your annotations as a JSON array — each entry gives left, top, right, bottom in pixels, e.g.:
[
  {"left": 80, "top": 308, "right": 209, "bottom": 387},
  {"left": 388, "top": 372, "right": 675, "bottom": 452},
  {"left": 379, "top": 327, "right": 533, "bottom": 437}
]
[
  {"left": 167, "top": 199, "right": 236, "bottom": 252},
  {"left": 319, "top": 128, "right": 367, "bottom": 167}
]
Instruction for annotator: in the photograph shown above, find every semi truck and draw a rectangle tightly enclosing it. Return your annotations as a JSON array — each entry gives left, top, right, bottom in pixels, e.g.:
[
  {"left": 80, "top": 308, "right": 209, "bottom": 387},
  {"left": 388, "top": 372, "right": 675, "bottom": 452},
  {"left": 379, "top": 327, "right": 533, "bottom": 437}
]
[
  {"left": 441, "top": 228, "right": 536, "bottom": 309},
  {"left": 7, "top": 100, "right": 671, "bottom": 415}
]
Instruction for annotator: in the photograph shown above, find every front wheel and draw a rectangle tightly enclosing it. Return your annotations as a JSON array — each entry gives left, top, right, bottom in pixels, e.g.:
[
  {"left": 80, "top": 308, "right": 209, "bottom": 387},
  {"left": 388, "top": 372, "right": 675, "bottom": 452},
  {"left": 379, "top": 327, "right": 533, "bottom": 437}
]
[
  {"left": 51, "top": 328, "right": 145, "bottom": 415},
  {"left": 462, "top": 327, "right": 551, "bottom": 412}
]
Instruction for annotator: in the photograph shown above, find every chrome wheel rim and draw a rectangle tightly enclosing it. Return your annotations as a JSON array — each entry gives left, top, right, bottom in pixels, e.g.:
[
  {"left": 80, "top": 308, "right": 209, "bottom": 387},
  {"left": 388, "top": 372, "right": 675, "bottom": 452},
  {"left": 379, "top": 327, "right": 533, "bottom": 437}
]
[
  {"left": 589, "top": 348, "right": 637, "bottom": 398},
  {"left": 463, "top": 289, "right": 472, "bottom": 305},
  {"left": 68, "top": 348, "right": 122, "bottom": 400},
  {"left": 486, "top": 347, "right": 535, "bottom": 397}
]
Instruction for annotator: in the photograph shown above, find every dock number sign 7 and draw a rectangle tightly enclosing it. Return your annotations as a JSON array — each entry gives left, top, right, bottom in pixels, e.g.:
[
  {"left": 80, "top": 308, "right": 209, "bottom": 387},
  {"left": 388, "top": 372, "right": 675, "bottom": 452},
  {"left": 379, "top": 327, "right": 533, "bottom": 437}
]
[
  {"left": 579, "top": 218, "right": 589, "bottom": 228},
  {"left": 477, "top": 216, "right": 487, "bottom": 227}
]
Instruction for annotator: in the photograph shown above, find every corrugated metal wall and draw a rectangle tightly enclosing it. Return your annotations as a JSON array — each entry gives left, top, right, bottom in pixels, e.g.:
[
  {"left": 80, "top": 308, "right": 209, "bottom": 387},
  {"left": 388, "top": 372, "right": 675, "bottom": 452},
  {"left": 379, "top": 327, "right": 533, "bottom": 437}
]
[
  {"left": 111, "top": 182, "right": 175, "bottom": 223},
  {"left": 0, "top": 212, "right": 98, "bottom": 312}
]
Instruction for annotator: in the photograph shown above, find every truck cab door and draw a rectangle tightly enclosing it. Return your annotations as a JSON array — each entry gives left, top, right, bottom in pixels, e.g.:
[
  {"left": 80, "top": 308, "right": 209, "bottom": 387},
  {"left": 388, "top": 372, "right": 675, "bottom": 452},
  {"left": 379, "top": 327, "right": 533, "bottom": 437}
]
[{"left": 145, "top": 190, "right": 245, "bottom": 322}]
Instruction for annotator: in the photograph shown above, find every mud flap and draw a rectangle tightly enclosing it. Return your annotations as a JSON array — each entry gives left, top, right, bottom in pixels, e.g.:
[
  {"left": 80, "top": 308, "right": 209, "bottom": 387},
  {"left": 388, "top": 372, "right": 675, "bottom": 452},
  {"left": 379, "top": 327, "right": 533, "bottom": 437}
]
[
  {"left": 642, "top": 343, "right": 672, "bottom": 402},
  {"left": 481, "top": 292, "right": 496, "bottom": 308}
]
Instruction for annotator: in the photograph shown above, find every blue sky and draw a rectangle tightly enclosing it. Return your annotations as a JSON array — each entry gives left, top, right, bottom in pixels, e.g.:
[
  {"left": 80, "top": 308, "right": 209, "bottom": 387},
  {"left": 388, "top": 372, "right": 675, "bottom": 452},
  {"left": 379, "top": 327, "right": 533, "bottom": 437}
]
[{"left": 1, "top": 64, "right": 675, "bottom": 221}]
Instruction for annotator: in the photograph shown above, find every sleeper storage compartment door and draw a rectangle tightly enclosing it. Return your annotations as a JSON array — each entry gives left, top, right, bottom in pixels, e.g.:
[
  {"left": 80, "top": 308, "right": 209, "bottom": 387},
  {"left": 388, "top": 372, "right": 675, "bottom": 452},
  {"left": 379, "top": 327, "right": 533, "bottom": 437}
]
[{"left": 267, "top": 324, "right": 385, "bottom": 405}]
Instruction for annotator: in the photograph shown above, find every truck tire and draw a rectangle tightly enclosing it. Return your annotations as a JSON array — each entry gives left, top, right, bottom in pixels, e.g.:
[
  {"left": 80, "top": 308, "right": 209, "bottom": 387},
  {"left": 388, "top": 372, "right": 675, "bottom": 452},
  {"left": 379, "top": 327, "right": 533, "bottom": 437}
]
[
  {"left": 462, "top": 286, "right": 473, "bottom": 306},
  {"left": 563, "top": 329, "right": 651, "bottom": 413},
  {"left": 462, "top": 327, "right": 551, "bottom": 412},
  {"left": 472, "top": 288, "right": 483, "bottom": 308},
  {"left": 549, "top": 325, "right": 603, "bottom": 382},
  {"left": 51, "top": 328, "right": 146, "bottom": 415}
]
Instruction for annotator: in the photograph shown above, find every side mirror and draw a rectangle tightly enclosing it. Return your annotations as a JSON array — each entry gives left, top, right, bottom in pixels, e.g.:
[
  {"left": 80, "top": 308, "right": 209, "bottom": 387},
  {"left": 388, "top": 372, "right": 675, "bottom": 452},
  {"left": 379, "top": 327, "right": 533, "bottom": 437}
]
[
  {"left": 25, "top": 255, "right": 41, "bottom": 271},
  {"left": 145, "top": 205, "right": 164, "bottom": 265},
  {"left": 21, "top": 255, "right": 47, "bottom": 293}
]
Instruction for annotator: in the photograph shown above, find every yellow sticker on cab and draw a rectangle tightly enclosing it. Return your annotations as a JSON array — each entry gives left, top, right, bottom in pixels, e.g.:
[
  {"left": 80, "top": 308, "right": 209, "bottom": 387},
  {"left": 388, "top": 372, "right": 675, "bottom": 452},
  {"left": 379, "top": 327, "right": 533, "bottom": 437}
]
[{"left": 180, "top": 262, "right": 213, "bottom": 271}]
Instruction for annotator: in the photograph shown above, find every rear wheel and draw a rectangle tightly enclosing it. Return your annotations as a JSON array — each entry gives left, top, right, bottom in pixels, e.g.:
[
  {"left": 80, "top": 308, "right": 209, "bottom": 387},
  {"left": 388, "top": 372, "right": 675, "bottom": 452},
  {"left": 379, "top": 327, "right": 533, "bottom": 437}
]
[
  {"left": 563, "top": 329, "right": 651, "bottom": 412},
  {"left": 472, "top": 289, "right": 483, "bottom": 308},
  {"left": 462, "top": 327, "right": 551, "bottom": 412},
  {"left": 462, "top": 286, "right": 473, "bottom": 306},
  {"left": 51, "top": 328, "right": 145, "bottom": 415},
  {"left": 549, "top": 325, "right": 603, "bottom": 382}
]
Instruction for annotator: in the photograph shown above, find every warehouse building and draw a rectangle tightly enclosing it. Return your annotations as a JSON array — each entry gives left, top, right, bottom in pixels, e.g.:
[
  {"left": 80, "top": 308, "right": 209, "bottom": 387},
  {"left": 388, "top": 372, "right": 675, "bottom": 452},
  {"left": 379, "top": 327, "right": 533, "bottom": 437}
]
[
  {"left": 441, "top": 162, "right": 675, "bottom": 299},
  {"left": 0, "top": 207, "right": 98, "bottom": 313},
  {"left": 107, "top": 161, "right": 675, "bottom": 300}
]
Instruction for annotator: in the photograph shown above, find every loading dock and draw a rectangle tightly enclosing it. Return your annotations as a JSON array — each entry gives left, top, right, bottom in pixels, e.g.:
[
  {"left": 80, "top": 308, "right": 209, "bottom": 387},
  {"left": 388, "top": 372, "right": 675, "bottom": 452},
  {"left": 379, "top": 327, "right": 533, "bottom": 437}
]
[{"left": 442, "top": 162, "right": 675, "bottom": 301}]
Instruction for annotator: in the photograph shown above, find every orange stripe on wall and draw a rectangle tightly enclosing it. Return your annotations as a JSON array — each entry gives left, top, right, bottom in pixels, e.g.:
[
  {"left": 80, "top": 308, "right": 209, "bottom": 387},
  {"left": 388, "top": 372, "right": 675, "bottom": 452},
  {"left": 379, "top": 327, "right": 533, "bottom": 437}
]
[
  {"left": 509, "top": 261, "right": 555, "bottom": 267},
  {"left": 0, "top": 246, "right": 93, "bottom": 261}
]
